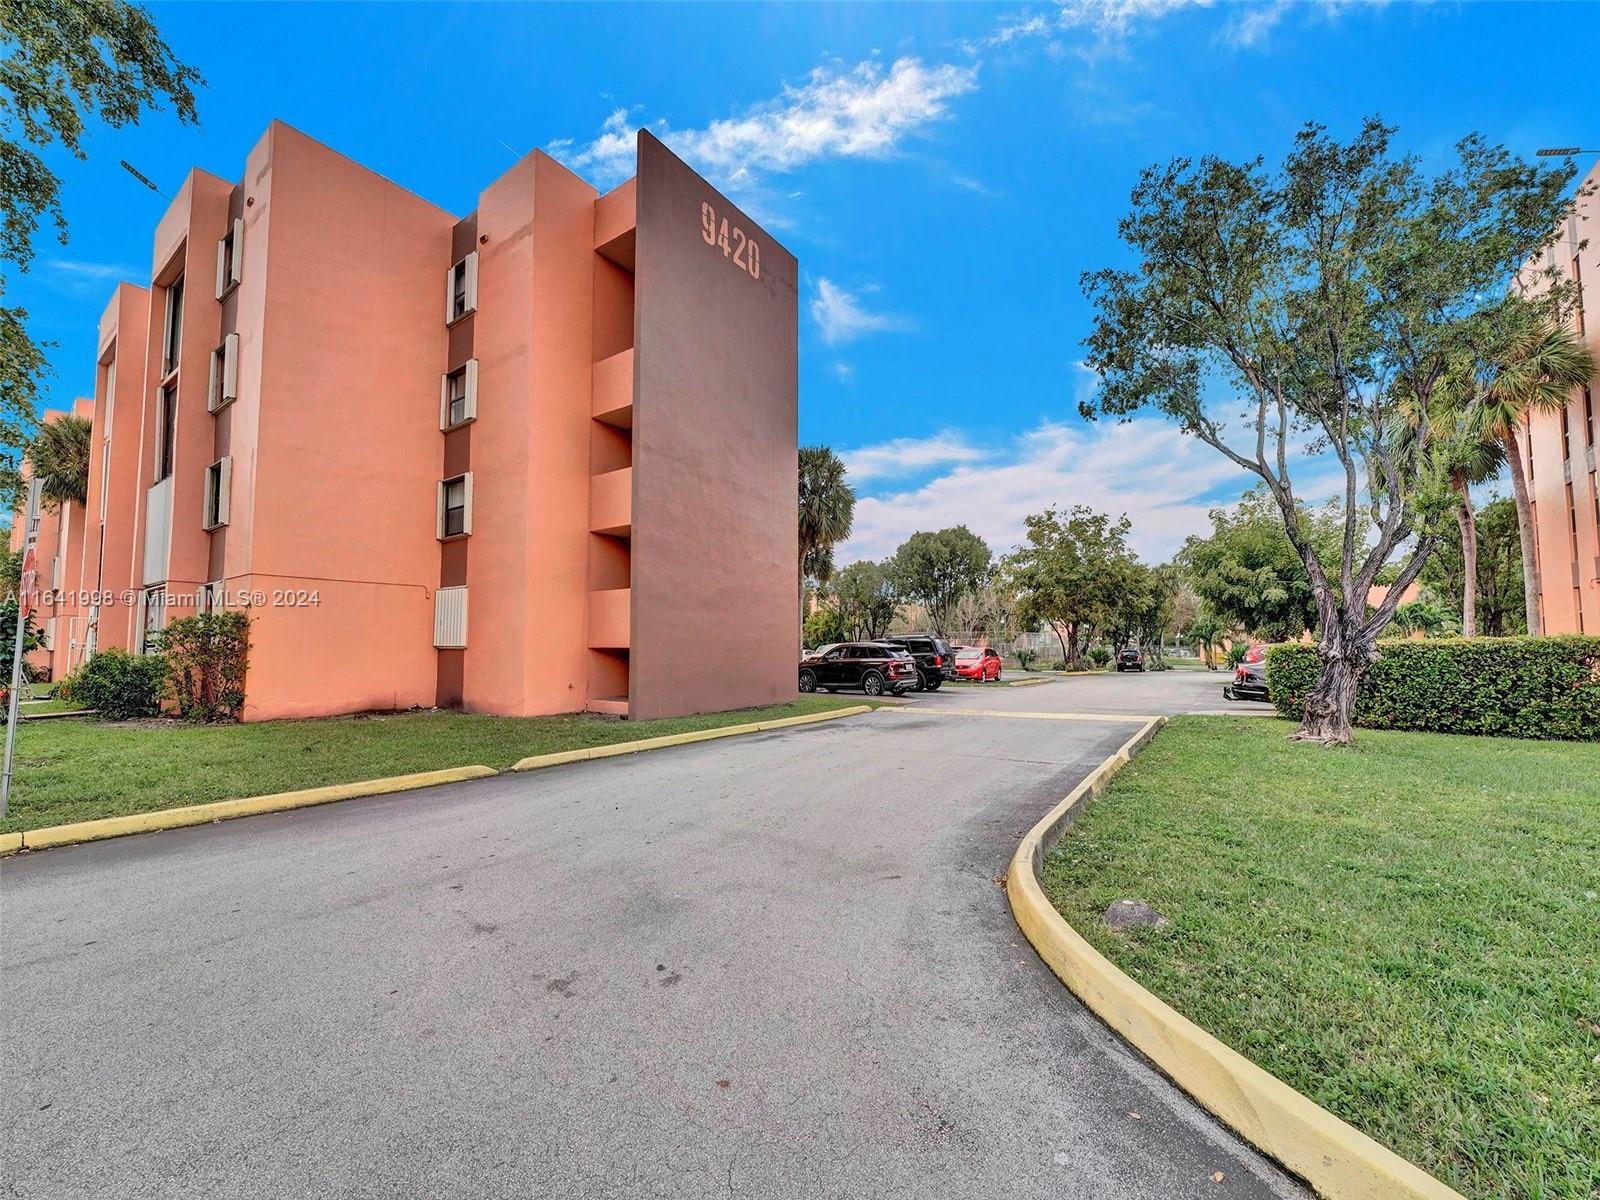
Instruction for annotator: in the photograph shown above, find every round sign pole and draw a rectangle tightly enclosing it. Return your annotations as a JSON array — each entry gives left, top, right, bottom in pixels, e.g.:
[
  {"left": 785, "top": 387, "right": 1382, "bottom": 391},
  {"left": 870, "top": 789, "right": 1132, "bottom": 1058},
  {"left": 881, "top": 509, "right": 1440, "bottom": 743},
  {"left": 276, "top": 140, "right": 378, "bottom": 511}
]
[{"left": 2, "top": 480, "right": 44, "bottom": 817}]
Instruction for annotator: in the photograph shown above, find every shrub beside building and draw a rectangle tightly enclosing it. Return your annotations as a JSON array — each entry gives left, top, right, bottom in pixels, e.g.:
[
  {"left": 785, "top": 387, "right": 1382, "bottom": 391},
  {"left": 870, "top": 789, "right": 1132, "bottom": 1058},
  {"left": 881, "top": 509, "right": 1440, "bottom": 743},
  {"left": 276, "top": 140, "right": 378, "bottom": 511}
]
[{"left": 1266, "top": 638, "right": 1600, "bottom": 740}]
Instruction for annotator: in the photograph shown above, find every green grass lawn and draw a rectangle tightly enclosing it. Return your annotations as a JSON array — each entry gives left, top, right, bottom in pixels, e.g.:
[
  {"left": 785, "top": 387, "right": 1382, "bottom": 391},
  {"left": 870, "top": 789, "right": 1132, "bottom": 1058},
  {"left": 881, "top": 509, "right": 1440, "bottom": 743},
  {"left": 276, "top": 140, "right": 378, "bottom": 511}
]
[
  {"left": 16, "top": 696, "right": 87, "bottom": 715},
  {"left": 1, "top": 696, "right": 871, "bottom": 835},
  {"left": 1041, "top": 716, "right": 1600, "bottom": 1200}
]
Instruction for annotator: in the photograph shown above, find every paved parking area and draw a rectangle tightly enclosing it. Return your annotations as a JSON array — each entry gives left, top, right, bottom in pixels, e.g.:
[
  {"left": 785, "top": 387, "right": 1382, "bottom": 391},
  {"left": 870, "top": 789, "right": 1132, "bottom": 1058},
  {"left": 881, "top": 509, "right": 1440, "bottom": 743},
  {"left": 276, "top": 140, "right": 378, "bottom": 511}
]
[{"left": 1, "top": 671, "right": 1298, "bottom": 1199}]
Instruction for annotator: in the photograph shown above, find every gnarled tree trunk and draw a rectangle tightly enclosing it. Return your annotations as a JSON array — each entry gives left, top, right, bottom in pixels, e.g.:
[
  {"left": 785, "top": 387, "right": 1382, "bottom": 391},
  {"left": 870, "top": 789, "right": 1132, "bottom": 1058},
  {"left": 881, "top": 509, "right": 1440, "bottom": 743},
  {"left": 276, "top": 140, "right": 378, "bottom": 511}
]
[{"left": 1292, "top": 623, "right": 1376, "bottom": 747}]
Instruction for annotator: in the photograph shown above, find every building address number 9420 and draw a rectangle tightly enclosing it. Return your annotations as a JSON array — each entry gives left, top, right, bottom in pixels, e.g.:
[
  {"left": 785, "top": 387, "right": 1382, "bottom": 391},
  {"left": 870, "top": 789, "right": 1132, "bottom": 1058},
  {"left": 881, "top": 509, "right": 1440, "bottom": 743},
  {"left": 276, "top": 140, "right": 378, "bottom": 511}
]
[{"left": 701, "top": 202, "right": 761, "bottom": 279}]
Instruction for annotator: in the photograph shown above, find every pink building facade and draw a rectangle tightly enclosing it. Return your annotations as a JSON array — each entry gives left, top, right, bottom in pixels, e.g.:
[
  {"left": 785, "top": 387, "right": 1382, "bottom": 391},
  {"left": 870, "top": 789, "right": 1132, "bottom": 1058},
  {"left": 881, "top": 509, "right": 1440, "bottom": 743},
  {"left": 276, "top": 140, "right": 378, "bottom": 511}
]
[
  {"left": 1523, "top": 158, "right": 1600, "bottom": 635},
  {"left": 15, "top": 122, "right": 799, "bottom": 721}
]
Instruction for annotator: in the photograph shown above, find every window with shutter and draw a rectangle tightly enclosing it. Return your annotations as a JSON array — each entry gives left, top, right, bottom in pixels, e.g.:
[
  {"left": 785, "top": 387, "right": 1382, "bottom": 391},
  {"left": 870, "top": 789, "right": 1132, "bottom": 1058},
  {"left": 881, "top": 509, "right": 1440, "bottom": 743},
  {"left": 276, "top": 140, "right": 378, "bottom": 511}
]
[
  {"left": 437, "top": 473, "right": 473, "bottom": 539},
  {"left": 446, "top": 252, "right": 479, "bottom": 323}
]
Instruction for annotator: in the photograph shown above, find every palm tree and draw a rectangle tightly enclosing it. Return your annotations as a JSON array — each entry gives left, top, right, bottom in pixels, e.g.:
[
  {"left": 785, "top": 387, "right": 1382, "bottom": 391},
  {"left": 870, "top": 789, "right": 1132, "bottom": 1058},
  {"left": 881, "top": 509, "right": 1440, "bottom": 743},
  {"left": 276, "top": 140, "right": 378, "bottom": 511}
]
[
  {"left": 24, "top": 415, "right": 92, "bottom": 509},
  {"left": 1435, "top": 419, "right": 1505, "bottom": 639},
  {"left": 1476, "top": 319, "right": 1595, "bottom": 637},
  {"left": 1188, "top": 614, "right": 1222, "bottom": 669},
  {"left": 1387, "top": 386, "right": 1498, "bottom": 637},
  {"left": 797, "top": 446, "right": 855, "bottom": 629}
]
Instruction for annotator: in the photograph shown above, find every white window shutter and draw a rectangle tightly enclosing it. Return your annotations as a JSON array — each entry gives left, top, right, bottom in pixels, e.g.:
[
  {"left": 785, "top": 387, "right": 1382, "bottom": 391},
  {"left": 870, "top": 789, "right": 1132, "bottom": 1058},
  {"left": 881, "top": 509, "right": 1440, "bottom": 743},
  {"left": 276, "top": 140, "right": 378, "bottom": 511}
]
[
  {"left": 208, "top": 348, "right": 222, "bottom": 412},
  {"left": 215, "top": 236, "right": 228, "bottom": 299},
  {"left": 464, "top": 251, "right": 479, "bottom": 313},
  {"left": 230, "top": 218, "right": 244, "bottom": 286},
  {"left": 435, "top": 480, "right": 446, "bottom": 540},
  {"left": 464, "top": 358, "right": 479, "bottom": 421},
  {"left": 439, "top": 372, "right": 451, "bottom": 431},
  {"left": 461, "top": 471, "right": 474, "bottom": 535},
  {"left": 433, "top": 586, "right": 468, "bottom": 649},
  {"left": 216, "top": 457, "right": 231, "bottom": 526},
  {"left": 222, "top": 333, "right": 239, "bottom": 402}
]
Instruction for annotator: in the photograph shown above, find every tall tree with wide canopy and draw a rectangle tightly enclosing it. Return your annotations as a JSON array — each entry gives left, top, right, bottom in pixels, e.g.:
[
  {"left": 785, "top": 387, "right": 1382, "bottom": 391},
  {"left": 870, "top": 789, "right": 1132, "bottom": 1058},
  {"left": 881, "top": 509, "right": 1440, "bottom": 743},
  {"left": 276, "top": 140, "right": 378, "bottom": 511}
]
[
  {"left": 830, "top": 559, "right": 899, "bottom": 641},
  {"left": 0, "top": 0, "right": 203, "bottom": 503},
  {"left": 1004, "top": 505, "right": 1134, "bottom": 670},
  {"left": 797, "top": 445, "right": 854, "bottom": 629},
  {"left": 1178, "top": 488, "right": 1342, "bottom": 642},
  {"left": 1081, "top": 119, "right": 1580, "bottom": 743},
  {"left": 890, "top": 526, "right": 991, "bottom": 637}
]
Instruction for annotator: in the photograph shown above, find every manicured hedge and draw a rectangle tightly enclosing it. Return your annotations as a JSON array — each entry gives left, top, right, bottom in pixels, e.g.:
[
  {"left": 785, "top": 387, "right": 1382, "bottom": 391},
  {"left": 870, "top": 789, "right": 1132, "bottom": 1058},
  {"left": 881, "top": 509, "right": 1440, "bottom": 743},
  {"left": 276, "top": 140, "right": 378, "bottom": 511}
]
[{"left": 1266, "top": 637, "right": 1600, "bottom": 740}]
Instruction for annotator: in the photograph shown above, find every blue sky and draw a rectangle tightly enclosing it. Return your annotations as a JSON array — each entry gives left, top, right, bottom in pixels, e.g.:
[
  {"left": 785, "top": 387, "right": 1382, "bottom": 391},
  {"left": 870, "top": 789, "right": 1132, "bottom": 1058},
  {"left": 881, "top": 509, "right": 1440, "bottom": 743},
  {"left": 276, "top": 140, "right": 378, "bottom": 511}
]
[{"left": 13, "top": 1, "right": 1597, "bottom": 560}]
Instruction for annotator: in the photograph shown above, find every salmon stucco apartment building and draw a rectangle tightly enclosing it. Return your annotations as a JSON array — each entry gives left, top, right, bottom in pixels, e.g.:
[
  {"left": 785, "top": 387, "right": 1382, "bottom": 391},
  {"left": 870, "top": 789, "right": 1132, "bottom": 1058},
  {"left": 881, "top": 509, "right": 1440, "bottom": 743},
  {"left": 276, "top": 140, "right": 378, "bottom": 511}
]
[
  {"left": 9, "top": 122, "right": 799, "bottom": 722},
  {"left": 1521, "top": 156, "right": 1600, "bottom": 635}
]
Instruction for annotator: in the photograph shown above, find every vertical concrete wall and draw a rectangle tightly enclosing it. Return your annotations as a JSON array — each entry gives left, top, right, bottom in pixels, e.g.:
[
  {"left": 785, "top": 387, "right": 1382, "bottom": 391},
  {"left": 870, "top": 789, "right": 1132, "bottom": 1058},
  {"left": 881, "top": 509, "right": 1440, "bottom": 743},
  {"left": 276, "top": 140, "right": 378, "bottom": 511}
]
[
  {"left": 1525, "top": 158, "right": 1600, "bottom": 635},
  {"left": 629, "top": 132, "right": 798, "bottom": 720},
  {"left": 82, "top": 284, "right": 151, "bottom": 654},
  {"left": 242, "top": 123, "right": 454, "bottom": 719},
  {"left": 464, "top": 151, "right": 597, "bottom": 716}
]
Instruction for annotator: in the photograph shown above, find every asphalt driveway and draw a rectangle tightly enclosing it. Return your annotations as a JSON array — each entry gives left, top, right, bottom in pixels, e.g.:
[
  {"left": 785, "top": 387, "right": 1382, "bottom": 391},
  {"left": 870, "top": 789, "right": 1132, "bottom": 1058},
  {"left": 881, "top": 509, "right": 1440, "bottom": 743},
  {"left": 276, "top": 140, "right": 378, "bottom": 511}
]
[{"left": 1, "top": 670, "right": 1299, "bottom": 1199}]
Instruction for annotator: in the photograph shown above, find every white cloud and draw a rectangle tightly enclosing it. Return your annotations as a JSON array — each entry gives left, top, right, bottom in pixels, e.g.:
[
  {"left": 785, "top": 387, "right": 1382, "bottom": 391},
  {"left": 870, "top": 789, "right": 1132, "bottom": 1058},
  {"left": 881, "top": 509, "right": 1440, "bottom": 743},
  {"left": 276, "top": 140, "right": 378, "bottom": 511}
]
[
  {"left": 42, "top": 259, "right": 139, "bottom": 297},
  {"left": 832, "top": 362, "right": 855, "bottom": 383},
  {"left": 1222, "top": 0, "right": 1289, "bottom": 46},
  {"left": 836, "top": 417, "right": 1256, "bottom": 565},
  {"left": 972, "top": 0, "right": 1377, "bottom": 57},
  {"left": 971, "top": 0, "right": 1214, "bottom": 53},
  {"left": 840, "top": 431, "right": 990, "bottom": 483},
  {"left": 811, "top": 278, "right": 911, "bottom": 345},
  {"left": 557, "top": 56, "right": 979, "bottom": 189}
]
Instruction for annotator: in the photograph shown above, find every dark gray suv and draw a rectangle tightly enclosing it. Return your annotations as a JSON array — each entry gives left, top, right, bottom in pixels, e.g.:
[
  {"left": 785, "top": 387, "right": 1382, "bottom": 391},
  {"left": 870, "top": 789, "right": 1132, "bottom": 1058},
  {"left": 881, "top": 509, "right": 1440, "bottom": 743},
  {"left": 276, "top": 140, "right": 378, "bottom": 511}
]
[{"left": 878, "top": 635, "right": 956, "bottom": 691}]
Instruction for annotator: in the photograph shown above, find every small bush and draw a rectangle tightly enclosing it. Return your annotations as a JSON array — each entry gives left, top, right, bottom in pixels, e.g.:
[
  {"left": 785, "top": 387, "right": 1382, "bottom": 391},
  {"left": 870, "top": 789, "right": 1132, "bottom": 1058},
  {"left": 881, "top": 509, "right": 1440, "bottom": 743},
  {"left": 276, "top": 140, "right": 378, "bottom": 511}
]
[
  {"left": 1048, "top": 659, "right": 1067, "bottom": 672},
  {"left": 60, "top": 648, "right": 167, "bottom": 720},
  {"left": 1266, "top": 637, "right": 1600, "bottom": 740},
  {"left": 1015, "top": 648, "right": 1037, "bottom": 671},
  {"left": 161, "top": 611, "right": 250, "bottom": 722},
  {"left": 1088, "top": 647, "right": 1112, "bottom": 669}
]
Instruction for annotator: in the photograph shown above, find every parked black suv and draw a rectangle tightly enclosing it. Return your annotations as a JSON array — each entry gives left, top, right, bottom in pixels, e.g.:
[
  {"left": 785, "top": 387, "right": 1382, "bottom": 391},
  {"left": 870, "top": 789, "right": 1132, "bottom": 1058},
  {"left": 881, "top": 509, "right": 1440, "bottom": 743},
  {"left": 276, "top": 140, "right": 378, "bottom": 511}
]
[
  {"left": 798, "top": 643, "right": 919, "bottom": 697},
  {"left": 879, "top": 634, "right": 956, "bottom": 691}
]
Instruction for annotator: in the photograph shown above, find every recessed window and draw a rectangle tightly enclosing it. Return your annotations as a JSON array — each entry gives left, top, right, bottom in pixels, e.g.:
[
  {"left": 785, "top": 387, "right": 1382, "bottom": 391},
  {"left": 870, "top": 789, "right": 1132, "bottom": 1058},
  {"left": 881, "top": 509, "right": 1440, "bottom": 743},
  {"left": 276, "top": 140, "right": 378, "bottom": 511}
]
[
  {"left": 215, "top": 217, "right": 243, "bottom": 298},
  {"left": 162, "top": 274, "right": 184, "bottom": 375},
  {"left": 446, "top": 251, "right": 478, "bottom": 323},
  {"left": 98, "top": 440, "right": 110, "bottom": 521},
  {"left": 139, "top": 587, "right": 166, "bottom": 654},
  {"left": 202, "top": 457, "right": 231, "bottom": 530},
  {"left": 437, "top": 473, "right": 473, "bottom": 539},
  {"left": 208, "top": 333, "right": 239, "bottom": 412},
  {"left": 440, "top": 359, "right": 478, "bottom": 429},
  {"left": 155, "top": 382, "right": 177, "bottom": 481}
]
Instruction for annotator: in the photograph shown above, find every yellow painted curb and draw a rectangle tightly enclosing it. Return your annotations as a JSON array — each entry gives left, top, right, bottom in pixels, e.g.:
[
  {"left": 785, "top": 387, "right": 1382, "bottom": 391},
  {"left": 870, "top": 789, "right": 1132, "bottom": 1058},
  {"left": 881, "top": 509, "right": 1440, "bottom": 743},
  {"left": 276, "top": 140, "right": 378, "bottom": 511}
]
[
  {"left": 1007, "top": 719, "right": 1464, "bottom": 1200},
  {"left": 0, "top": 831, "right": 22, "bottom": 856},
  {"left": 880, "top": 706, "right": 1158, "bottom": 723},
  {"left": 756, "top": 704, "right": 871, "bottom": 731},
  {"left": 17, "top": 766, "right": 499, "bottom": 853},
  {"left": 512, "top": 705, "right": 873, "bottom": 772}
]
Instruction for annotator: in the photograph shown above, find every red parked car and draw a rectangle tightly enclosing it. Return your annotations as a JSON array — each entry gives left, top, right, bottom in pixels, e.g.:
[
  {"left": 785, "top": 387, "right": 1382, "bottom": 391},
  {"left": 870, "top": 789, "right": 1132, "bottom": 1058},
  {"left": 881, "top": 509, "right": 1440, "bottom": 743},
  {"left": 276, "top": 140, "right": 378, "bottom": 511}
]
[{"left": 953, "top": 646, "right": 1002, "bottom": 681}]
